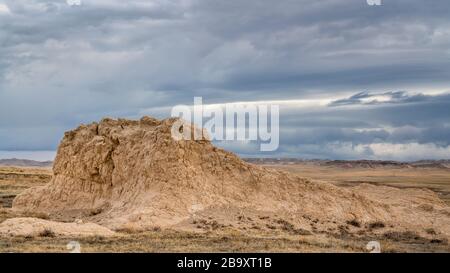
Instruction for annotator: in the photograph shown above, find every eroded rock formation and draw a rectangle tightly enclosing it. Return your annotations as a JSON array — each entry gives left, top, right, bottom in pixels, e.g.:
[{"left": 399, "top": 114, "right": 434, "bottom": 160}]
[{"left": 11, "top": 117, "right": 450, "bottom": 239}]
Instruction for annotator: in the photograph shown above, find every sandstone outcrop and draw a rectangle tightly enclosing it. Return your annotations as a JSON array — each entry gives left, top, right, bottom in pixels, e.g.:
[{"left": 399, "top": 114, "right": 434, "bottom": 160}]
[{"left": 11, "top": 117, "right": 450, "bottom": 238}]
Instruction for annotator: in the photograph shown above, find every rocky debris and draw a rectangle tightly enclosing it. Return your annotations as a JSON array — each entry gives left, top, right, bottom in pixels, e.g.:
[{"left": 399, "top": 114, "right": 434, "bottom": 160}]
[{"left": 10, "top": 116, "right": 450, "bottom": 239}]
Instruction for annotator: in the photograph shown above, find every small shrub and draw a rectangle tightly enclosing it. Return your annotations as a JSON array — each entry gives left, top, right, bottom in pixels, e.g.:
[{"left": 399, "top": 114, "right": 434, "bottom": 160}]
[
  {"left": 266, "top": 224, "right": 277, "bottom": 230},
  {"left": 293, "top": 228, "right": 312, "bottom": 236},
  {"left": 116, "top": 223, "right": 143, "bottom": 234},
  {"left": 367, "top": 221, "right": 385, "bottom": 229},
  {"left": 276, "top": 219, "right": 295, "bottom": 231},
  {"left": 152, "top": 226, "right": 161, "bottom": 232},
  {"left": 383, "top": 231, "right": 421, "bottom": 242},
  {"left": 346, "top": 219, "right": 361, "bottom": 228},
  {"left": 39, "top": 228, "right": 56, "bottom": 238},
  {"left": 430, "top": 239, "right": 443, "bottom": 244},
  {"left": 210, "top": 220, "right": 220, "bottom": 230},
  {"left": 425, "top": 228, "right": 436, "bottom": 235},
  {"left": 89, "top": 208, "right": 103, "bottom": 216}
]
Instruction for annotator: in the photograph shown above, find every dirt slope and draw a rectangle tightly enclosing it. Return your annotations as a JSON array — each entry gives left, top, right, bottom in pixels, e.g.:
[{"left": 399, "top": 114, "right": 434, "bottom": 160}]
[{"left": 0, "top": 217, "right": 115, "bottom": 237}]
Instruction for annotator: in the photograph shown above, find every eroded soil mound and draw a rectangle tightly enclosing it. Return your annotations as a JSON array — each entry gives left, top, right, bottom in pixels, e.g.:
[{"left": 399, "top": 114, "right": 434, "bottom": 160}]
[
  {"left": 0, "top": 217, "right": 115, "bottom": 237},
  {"left": 11, "top": 117, "right": 450, "bottom": 239}
]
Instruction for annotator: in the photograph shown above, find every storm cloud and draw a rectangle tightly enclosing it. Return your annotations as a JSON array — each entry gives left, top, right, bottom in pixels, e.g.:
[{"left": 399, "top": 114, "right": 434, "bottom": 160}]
[{"left": 0, "top": 0, "right": 449, "bottom": 160}]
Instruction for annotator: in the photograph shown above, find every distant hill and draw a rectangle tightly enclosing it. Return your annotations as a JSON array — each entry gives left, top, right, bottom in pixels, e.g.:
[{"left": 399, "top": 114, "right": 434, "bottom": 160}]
[
  {"left": 0, "top": 158, "right": 53, "bottom": 167},
  {"left": 244, "top": 158, "right": 450, "bottom": 169}
]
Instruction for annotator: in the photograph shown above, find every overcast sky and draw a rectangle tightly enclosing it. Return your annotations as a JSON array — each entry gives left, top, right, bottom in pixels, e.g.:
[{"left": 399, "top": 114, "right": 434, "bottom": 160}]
[{"left": 0, "top": 0, "right": 450, "bottom": 161}]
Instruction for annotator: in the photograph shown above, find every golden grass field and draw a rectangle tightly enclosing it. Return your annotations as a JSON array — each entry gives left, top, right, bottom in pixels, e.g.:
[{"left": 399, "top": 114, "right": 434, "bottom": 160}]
[
  {"left": 1, "top": 164, "right": 449, "bottom": 253},
  {"left": 268, "top": 163, "right": 450, "bottom": 205}
]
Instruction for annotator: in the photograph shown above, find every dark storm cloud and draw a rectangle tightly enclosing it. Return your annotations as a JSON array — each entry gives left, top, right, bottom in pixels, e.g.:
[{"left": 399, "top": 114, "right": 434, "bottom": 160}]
[{"left": 0, "top": 0, "right": 450, "bottom": 159}]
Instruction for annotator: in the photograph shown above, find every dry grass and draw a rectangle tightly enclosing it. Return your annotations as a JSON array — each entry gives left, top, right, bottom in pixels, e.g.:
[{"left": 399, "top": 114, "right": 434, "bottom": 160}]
[
  {"left": 2, "top": 228, "right": 447, "bottom": 253},
  {"left": 0, "top": 230, "right": 367, "bottom": 253},
  {"left": 1, "top": 165, "right": 449, "bottom": 253},
  {"left": 268, "top": 164, "right": 450, "bottom": 205},
  {"left": 0, "top": 166, "right": 51, "bottom": 208}
]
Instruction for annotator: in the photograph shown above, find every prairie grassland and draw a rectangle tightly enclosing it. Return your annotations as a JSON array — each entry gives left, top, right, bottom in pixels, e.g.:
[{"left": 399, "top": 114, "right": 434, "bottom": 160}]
[
  {"left": 0, "top": 167, "right": 51, "bottom": 209},
  {"left": 268, "top": 164, "right": 450, "bottom": 205},
  {"left": 0, "top": 165, "right": 449, "bottom": 253},
  {"left": 2, "top": 218, "right": 448, "bottom": 253}
]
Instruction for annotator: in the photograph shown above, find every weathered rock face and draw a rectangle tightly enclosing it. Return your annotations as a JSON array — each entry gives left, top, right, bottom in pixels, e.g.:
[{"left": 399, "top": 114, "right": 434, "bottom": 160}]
[{"left": 12, "top": 117, "right": 450, "bottom": 238}]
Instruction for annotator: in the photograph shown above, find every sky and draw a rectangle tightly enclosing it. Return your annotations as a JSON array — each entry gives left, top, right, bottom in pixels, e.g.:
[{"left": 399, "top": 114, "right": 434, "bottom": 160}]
[{"left": 0, "top": 0, "right": 450, "bottom": 161}]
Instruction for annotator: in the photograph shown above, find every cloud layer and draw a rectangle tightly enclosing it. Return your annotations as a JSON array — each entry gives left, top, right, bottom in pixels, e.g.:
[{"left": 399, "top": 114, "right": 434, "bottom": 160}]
[{"left": 0, "top": 0, "right": 449, "bottom": 160}]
